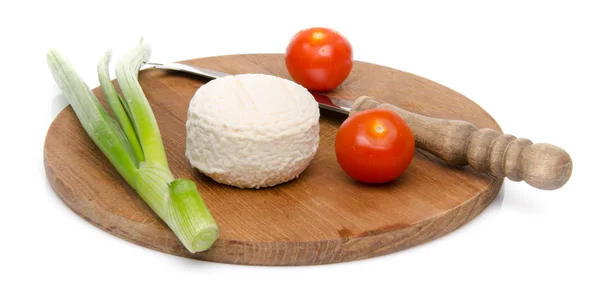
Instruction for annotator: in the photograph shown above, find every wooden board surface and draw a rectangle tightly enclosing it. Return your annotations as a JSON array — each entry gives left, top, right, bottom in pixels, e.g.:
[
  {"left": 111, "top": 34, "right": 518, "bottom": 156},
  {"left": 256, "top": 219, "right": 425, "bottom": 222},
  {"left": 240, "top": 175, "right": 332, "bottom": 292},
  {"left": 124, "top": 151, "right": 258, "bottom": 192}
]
[{"left": 44, "top": 54, "right": 503, "bottom": 266}]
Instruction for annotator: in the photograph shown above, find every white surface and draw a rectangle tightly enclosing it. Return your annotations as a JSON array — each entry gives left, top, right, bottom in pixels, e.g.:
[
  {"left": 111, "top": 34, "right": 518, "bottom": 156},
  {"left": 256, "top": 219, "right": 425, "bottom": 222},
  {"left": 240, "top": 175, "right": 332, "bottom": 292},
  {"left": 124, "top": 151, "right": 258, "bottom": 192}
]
[{"left": 1, "top": 0, "right": 598, "bottom": 299}]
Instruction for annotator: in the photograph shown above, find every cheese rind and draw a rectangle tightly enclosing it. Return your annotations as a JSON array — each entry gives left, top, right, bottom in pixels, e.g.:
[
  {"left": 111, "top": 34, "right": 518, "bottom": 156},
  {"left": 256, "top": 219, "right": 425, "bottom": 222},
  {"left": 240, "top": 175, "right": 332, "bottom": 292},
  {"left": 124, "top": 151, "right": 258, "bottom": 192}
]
[{"left": 185, "top": 73, "right": 320, "bottom": 188}]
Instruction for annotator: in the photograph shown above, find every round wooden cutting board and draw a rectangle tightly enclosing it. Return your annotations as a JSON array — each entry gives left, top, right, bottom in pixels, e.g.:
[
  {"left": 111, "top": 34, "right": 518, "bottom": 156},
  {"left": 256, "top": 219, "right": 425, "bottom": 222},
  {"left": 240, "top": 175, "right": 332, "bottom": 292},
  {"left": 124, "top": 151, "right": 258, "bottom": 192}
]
[{"left": 44, "top": 54, "right": 503, "bottom": 266}]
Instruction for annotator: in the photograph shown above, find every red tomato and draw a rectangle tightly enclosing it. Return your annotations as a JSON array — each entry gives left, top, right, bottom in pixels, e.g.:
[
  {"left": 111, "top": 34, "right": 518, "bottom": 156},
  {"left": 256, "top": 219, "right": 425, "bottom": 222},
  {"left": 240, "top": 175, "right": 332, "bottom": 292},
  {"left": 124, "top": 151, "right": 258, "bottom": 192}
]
[
  {"left": 285, "top": 27, "right": 353, "bottom": 92},
  {"left": 335, "top": 108, "right": 415, "bottom": 184}
]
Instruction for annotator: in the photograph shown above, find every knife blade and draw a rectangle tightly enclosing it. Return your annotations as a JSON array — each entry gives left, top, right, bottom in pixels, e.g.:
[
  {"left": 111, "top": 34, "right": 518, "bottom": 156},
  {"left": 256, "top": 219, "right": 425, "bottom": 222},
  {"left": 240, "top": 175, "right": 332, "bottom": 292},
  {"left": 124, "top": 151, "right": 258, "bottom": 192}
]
[{"left": 148, "top": 62, "right": 352, "bottom": 114}]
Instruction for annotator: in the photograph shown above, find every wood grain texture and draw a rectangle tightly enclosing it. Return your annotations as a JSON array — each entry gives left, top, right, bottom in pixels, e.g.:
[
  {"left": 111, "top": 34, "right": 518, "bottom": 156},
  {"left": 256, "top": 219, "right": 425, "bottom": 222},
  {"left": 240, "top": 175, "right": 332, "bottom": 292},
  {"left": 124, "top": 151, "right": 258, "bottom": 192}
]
[{"left": 44, "top": 54, "right": 503, "bottom": 266}]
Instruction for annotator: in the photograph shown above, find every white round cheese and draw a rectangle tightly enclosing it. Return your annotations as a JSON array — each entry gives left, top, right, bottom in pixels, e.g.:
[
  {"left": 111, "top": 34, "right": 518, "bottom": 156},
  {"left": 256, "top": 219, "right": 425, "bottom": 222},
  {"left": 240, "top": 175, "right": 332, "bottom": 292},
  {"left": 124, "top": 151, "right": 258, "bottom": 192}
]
[{"left": 185, "top": 73, "right": 320, "bottom": 189}]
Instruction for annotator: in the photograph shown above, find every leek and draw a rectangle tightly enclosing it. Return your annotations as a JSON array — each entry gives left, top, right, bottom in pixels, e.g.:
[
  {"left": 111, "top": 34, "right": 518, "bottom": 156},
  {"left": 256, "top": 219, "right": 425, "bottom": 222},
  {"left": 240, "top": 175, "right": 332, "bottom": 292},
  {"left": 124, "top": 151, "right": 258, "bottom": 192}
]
[{"left": 47, "top": 40, "right": 218, "bottom": 253}]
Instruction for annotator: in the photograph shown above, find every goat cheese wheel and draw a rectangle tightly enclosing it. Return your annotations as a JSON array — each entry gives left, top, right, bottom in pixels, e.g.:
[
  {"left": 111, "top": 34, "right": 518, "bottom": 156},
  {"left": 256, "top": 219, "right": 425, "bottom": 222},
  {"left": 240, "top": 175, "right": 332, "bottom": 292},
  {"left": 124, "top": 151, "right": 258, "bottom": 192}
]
[{"left": 185, "top": 73, "right": 320, "bottom": 189}]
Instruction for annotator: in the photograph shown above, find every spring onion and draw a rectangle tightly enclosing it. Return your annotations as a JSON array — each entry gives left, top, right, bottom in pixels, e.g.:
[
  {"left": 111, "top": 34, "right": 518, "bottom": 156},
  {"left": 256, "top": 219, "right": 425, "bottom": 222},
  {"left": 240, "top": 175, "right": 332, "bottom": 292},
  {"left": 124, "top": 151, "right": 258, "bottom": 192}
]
[{"left": 47, "top": 40, "right": 218, "bottom": 252}]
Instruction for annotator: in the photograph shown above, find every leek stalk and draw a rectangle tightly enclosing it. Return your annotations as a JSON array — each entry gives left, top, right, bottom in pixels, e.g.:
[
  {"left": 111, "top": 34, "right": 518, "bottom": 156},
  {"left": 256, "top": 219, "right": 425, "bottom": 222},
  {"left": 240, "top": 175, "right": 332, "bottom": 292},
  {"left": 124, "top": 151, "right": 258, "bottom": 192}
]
[{"left": 47, "top": 40, "right": 218, "bottom": 253}]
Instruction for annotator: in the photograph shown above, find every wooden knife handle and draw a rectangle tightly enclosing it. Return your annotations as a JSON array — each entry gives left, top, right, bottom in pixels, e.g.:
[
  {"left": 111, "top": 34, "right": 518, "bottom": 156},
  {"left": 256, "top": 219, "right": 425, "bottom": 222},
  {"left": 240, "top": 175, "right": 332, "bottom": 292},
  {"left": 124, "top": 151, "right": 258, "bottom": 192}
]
[{"left": 349, "top": 96, "right": 573, "bottom": 190}]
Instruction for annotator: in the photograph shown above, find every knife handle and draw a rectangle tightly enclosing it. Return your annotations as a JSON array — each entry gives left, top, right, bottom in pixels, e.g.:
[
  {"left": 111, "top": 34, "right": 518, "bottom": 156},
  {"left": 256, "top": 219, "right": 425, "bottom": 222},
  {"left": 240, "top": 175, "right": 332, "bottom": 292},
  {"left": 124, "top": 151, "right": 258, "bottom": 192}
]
[{"left": 349, "top": 96, "right": 572, "bottom": 190}]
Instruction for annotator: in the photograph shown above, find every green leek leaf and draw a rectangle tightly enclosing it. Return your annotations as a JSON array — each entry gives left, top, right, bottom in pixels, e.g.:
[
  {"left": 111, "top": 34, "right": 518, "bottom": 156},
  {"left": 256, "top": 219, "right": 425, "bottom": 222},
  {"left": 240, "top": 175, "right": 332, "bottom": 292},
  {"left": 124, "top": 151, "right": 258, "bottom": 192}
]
[
  {"left": 98, "top": 50, "right": 145, "bottom": 164},
  {"left": 47, "top": 49, "right": 138, "bottom": 186}
]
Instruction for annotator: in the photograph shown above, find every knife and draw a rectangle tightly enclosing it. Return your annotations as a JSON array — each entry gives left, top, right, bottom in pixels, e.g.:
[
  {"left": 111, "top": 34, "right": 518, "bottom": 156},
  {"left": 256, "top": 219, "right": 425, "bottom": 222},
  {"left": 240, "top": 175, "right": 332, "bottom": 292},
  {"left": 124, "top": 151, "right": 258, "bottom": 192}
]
[
  {"left": 147, "top": 62, "right": 353, "bottom": 114},
  {"left": 147, "top": 61, "right": 572, "bottom": 191}
]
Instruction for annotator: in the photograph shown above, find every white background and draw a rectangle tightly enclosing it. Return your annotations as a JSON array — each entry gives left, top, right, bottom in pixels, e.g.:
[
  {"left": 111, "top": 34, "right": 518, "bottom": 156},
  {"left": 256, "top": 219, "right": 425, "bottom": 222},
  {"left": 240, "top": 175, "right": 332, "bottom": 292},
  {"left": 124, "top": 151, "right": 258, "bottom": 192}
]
[{"left": 1, "top": 0, "right": 598, "bottom": 299}]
